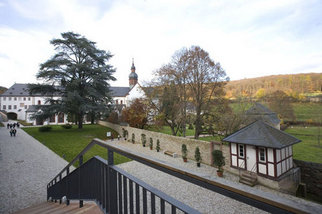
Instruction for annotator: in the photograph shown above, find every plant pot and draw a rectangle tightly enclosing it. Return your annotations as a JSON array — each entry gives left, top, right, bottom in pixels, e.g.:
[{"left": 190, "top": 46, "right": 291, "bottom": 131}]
[
  {"left": 183, "top": 158, "right": 187, "bottom": 162},
  {"left": 197, "top": 162, "right": 201, "bottom": 167},
  {"left": 143, "top": 145, "right": 145, "bottom": 147},
  {"left": 217, "top": 170, "right": 223, "bottom": 177},
  {"left": 156, "top": 149, "right": 160, "bottom": 152},
  {"left": 150, "top": 147, "right": 152, "bottom": 150}
]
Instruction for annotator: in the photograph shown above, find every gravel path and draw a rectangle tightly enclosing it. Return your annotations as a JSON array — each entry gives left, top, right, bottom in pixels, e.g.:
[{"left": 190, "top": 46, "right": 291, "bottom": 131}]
[
  {"left": 0, "top": 121, "right": 72, "bottom": 214},
  {"left": 110, "top": 139, "right": 322, "bottom": 214}
]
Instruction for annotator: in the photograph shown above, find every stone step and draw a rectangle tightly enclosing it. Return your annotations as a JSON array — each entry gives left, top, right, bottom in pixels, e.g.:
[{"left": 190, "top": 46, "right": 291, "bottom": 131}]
[
  {"left": 12, "top": 201, "right": 103, "bottom": 214},
  {"left": 239, "top": 177, "right": 257, "bottom": 187}
]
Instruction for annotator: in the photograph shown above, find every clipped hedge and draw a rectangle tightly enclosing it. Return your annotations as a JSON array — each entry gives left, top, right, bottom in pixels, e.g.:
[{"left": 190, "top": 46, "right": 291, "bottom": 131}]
[
  {"left": 61, "top": 124, "right": 73, "bottom": 129},
  {"left": 39, "top": 126, "right": 52, "bottom": 132}
]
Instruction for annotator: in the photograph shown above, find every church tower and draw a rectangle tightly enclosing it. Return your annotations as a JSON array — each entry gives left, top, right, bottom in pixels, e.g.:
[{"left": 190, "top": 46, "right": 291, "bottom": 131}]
[{"left": 129, "top": 58, "right": 138, "bottom": 88}]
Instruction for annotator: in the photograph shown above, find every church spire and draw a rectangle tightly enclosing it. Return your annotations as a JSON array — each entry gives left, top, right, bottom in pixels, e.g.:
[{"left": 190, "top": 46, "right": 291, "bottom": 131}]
[
  {"left": 129, "top": 58, "right": 138, "bottom": 88},
  {"left": 131, "top": 58, "right": 136, "bottom": 71}
]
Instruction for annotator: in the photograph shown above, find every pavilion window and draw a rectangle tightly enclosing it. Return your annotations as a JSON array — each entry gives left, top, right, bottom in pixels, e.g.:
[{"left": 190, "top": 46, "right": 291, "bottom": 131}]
[
  {"left": 259, "top": 147, "right": 266, "bottom": 162},
  {"left": 239, "top": 144, "right": 244, "bottom": 158}
]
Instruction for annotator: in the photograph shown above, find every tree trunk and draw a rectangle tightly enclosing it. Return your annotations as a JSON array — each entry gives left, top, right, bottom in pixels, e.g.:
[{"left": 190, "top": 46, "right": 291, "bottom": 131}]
[
  {"left": 78, "top": 113, "right": 83, "bottom": 129},
  {"left": 194, "top": 107, "right": 201, "bottom": 139},
  {"left": 91, "top": 112, "right": 95, "bottom": 124}
]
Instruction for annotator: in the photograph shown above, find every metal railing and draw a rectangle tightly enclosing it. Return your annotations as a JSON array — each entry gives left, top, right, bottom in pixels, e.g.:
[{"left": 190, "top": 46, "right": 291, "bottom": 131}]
[
  {"left": 47, "top": 139, "right": 199, "bottom": 214},
  {"left": 47, "top": 138, "right": 306, "bottom": 214}
]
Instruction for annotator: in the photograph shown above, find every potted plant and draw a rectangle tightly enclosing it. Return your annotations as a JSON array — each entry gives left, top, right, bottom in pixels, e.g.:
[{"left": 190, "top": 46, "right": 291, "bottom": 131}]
[
  {"left": 131, "top": 133, "right": 135, "bottom": 144},
  {"left": 156, "top": 139, "right": 160, "bottom": 152},
  {"left": 141, "top": 134, "right": 146, "bottom": 147},
  {"left": 194, "top": 147, "right": 202, "bottom": 167},
  {"left": 149, "top": 138, "right": 153, "bottom": 150},
  {"left": 212, "top": 150, "right": 225, "bottom": 177},
  {"left": 122, "top": 129, "right": 127, "bottom": 140},
  {"left": 181, "top": 144, "right": 188, "bottom": 162}
]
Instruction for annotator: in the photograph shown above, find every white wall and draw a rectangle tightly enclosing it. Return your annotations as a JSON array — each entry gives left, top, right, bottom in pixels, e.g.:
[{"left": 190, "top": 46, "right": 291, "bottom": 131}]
[{"left": 126, "top": 84, "right": 145, "bottom": 105}]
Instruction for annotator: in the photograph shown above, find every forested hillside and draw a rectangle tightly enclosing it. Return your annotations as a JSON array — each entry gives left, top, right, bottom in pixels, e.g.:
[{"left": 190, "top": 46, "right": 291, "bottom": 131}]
[{"left": 225, "top": 73, "right": 322, "bottom": 99}]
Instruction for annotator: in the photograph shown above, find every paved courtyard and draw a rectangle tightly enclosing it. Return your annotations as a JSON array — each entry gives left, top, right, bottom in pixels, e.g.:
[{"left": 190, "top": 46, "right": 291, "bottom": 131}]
[{"left": 0, "top": 121, "right": 71, "bottom": 214}]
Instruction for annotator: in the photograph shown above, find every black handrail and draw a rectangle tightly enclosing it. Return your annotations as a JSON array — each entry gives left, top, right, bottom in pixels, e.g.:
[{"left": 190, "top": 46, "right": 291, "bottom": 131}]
[{"left": 48, "top": 138, "right": 315, "bottom": 214}]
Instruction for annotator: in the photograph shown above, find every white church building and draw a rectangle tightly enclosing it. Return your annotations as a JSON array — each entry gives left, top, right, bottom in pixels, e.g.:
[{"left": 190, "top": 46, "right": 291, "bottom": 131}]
[{"left": 0, "top": 60, "right": 145, "bottom": 125}]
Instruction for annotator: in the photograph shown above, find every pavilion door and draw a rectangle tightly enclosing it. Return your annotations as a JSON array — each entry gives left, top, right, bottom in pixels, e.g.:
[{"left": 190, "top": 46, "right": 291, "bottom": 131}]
[{"left": 246, "top": 145, "right": 257, "bottom": 172}]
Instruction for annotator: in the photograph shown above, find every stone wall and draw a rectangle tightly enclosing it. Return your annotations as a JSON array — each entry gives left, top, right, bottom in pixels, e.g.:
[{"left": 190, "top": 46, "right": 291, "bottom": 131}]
[
  {"left": 294, "top": 159, "right": 322, "bottom": 198},
  {"left": 98, "top": 121, "right": 219, "bottom": 165}
]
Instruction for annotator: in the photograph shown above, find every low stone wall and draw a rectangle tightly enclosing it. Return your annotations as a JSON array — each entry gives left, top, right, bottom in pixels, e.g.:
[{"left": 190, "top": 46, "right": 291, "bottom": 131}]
[
  {"left": 98, "top": 121, "right": 219, "bottom": 165},
  {"left": 294, "top": 159, "right": 322, "bottom": 199}
]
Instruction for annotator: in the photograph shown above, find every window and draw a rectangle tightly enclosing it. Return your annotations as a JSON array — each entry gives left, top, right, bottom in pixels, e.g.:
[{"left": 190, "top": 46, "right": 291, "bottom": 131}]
[
  {"left": 259, "top": 148, "right": 266, "bottom": 162},
  {"left": 3, "top": 105, "right": 6, "bottom": 110},
  {"left": 9, "top": 97, "right": 12, "bottom": 101},
  {"left": 38, "top": 100, "right": 41, "bottom": 105},
  {"left": 14, "top": 105, "right": 17, "bottom": 109},
  {"left": 25, "top": 105, "right": 28, "bottom": 109},
  {"left": 50, "top": 115, "right": 55, "bottom": 123},
  {"left": 28, "top": 97, "right": 31, "bottom": 101},
  {"left": 3, "top": 97, "right": 6, "bottom": 101},
  {"left": 8, "top": 105, "right": 12, "bottom": 110},
  {"left": 116, "top": 99, "right": 119, "bottom": 104},
  {"left": 20, "top": 103, "right": 24, "bottom": 107},
  {"left": 121, "top": 100, "right": 123, "bottom": 104},
  {"left": 14, "top": 97, "right": 17, "bottom": 101},
  {"left": 239, "top": 144, "right": 244, "bottom": 158},
  {"left": 23, "top": 97, "right": 26, "bottom": 101}
]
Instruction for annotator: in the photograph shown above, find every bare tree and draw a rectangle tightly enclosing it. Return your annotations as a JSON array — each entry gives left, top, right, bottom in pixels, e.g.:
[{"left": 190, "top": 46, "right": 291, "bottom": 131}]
[{"left": 184, "top": 46, "right": 229, "bottom": 139}]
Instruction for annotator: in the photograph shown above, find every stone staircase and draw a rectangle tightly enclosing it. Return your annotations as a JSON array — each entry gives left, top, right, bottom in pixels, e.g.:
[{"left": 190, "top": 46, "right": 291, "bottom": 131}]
[
  {"left": 239, "top": 170, "right": 257, "bottom": 187},
  {"left": 12, "top": 201, "right": 103, "bottom": 214}
]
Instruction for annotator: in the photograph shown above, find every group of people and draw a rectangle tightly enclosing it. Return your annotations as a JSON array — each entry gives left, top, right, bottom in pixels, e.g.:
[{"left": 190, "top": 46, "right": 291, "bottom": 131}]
[{"left": 7, "top": 122, "right": 20, "bottom": 137}]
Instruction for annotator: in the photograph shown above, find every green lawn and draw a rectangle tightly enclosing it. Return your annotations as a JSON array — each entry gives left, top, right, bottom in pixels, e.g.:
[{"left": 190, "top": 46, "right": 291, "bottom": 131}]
[
  {"left": 230, "top": 102, "right": 322, "bottom": 123},
  {"left": 23, "top": 124, "right": 130, "bottom": 166},
  {"left": 292, "top": 103, "right": 322, "bottom": 122},
  {"left": 285, "top": 126, "right": 322, "bottom": 163},
  {"left": 147, "top": 125, "right": 195, "bottom": 136}
]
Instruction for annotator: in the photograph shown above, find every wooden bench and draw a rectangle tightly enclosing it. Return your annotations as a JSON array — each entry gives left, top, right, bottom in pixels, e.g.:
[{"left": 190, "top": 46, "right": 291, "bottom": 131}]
[{"left": 163, "top": 150, "right": 178, "bottom": 158}]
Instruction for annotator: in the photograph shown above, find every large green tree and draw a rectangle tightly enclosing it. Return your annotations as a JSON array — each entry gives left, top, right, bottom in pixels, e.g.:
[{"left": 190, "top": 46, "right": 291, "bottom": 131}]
[{"left": 29, "top": 32, "right": 116, "bottom": 128}]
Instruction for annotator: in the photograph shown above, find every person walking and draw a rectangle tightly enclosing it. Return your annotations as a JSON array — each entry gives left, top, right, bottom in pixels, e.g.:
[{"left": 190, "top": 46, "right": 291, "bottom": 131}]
[
  {"left": 7, "top": 123, "right": 9, "bottom": 129},
  {"left": 9, "top": 129, "right": 13, "bottom": 137},
  {"left": 13, "top": 128, "right": 17, "bottom": 137}
]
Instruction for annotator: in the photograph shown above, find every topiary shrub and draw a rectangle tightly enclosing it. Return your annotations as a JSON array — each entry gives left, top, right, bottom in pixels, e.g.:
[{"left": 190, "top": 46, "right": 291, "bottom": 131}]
[
  {"left": 181, "top": 144, "right": 188, "bottom": 162},
  {"left": 156, "top": 139, "right": 160, "bottom": 152},
  {"left": 61, "top": 124, "right": 72, "bottom": 129},
  {"left": 149, "top": 137, "right": 153, "bottom": 150},
  {"left": 195, "top": 147, "right": 202, "bottom": 167},
  {"left": 141, "top": 134, "right": 146, "bottom": 147},
  {"left": 212, "top": 150, "right": 225, "bottom": 172},
  {"left": 39, "top": 126, "right": 52, "bottom": 132},
  {"left": 132, "top": 133, "right": 135, "bottom": 144}
]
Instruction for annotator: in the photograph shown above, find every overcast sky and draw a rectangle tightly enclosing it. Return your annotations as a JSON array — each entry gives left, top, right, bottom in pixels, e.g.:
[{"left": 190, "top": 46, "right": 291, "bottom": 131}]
[{"left": 0, "top": 0, "right": 321, "bottom": 88}]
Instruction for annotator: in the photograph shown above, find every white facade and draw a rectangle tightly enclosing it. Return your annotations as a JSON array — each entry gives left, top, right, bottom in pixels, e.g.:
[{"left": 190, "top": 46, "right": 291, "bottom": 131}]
[
  {"left": 0, "top": 94, "right": 68, "bottom": 125},
  {"left": 126, "top": 84, "right": 146, "bottom": 106},
  {"left": 0, "top": 96, "right": 47, "bottom": 120},
  {"left": 230, "top": 142, "right": 294, "bottom": 179}
]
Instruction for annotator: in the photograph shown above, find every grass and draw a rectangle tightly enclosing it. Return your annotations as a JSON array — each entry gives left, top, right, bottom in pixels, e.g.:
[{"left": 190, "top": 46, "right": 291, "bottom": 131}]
[
  {"left": 147, "top": 125, "right": 195, "bottom": 136},
  {"left": 18, "top": 120, "right": 33, "bottom": 126},
  {"left": 285, "top": 126, "right": 322, "bottom": 163},
  {"left": 199, "top": 135, "right": 223, "bottom": 142},
  {"left": 23, "top": 124, "right": 130, "bottom": 166},
  {"left": 230, "top": 102, "right": 322, "bottom": 123},
  {"left": 292, "top": 103, "right": 322, "bottom": 122},
  {"left": 0, "top": 122, "right": 4, "bottom": 127}
]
